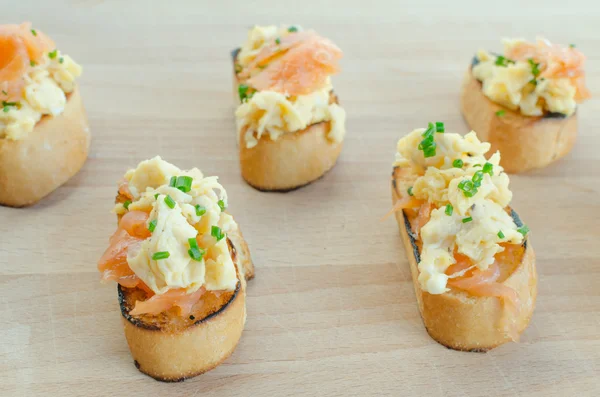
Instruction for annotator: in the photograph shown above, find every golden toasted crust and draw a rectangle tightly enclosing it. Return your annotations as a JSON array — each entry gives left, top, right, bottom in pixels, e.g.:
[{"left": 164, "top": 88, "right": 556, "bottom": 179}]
[
  {"left": 232, "top": 52, "right": 343, "bottom": 191},
  {"left": 119, "top": 235, "right": 253, "bottom": 382},
  {"left": 0, "top": 86, "right": 90, "bottom": 207},
  {"left": 460, "top": 70, "right": 577, "bottom": 174},
  {"left": 391, "top": 167, "right": 537, "bottom": 351}
]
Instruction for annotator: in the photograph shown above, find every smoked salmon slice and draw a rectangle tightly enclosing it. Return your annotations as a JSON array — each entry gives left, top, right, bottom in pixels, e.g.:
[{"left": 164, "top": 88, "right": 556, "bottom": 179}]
[{"left": 130, "top": 287, "right": 205, "bottom": 316}]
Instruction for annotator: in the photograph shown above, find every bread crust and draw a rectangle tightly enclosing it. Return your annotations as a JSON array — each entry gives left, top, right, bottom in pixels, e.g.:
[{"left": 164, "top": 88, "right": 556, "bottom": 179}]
[
  {"left": 232, "top": 50, "right": 343, "bottom": 191},
  {"left": 119, "top": 235, "right": 253, "bottom": 382},
  {"left": 460, "top": 69, "right": 577, "bottom": 174},
  {"left": 0, "top": 86, "right": 90, "bottom": 207},
  {"left": 391, "top": 167, "right": 537, "bottom": 351}
]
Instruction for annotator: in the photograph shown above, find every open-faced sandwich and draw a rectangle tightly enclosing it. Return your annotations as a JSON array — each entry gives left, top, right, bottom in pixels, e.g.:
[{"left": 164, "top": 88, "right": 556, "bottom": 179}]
[
  {"left": 232, "top": 25, "right": 346, "bottom": 191},
  {"left": 0, "top": 22, "right": 89, "bottom": 207},
  {"left": 461, "top": 38, "right": 590, "bottom": 173},
  {"left": 389, "top": 123, "right": 537, "bottom": 351},
  {"left": 98, "top": 157, "right": 254, "bottom": 382}
]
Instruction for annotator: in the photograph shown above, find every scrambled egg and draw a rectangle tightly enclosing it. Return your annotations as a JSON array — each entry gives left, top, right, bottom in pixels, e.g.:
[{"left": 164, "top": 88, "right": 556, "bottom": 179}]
[
  {"left": 395, "top": 129, "right": 524, "bottom": 294},
  {"left": 237, "top": 24, "right": 302, "bottom": 67},
  {"left": 472, "top": 40, "right": 577, "bottom": 116},
  {"left": 235, "top": 85, "right": 346, "bottom": 148},
  {"left": 115, "top": 157, "right": 238, "bottom": 295},
  {"left": 0, "top": 52, "right": 82, "bottom": 140}
]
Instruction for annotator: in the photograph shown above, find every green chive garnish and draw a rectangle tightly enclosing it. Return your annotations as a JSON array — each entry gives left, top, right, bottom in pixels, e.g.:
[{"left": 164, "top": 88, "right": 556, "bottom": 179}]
[
  {"left": 174, "top": 176, "right": 193, "bottom": 193},
  {"left": 211, "top": 225, "right": 225, "bottom": 241},
  {"left": 418, "top": 123, "right": 438, "bottom": 158},
  {"left": 407, "top": 186, "right": 414, "bottom": 196},
  {"left": 31, "top": 29, "right": 37, "bottom": 36},
  {"left": 2, "top": 101, "right": 18, "bottom": 113},
  {"left": 195, "top": 204, "right": 206, "bottom": 217},
  {"left": 458, "top": 180, "right": 477, "bottom": 197},
  {"left": 169, "top": 176, "right": 177, "bottom": 187},
  {"left": 473, "top": 164, "right": 482, "bottom": 168},
  {"left": 59, "top": 57, "right": 64, "bottom": 64},
  {"left": 495, "top": 55, "right": 515, "bottom": 67},
  {"left": 218, "top": 199, "right": 226, "bottom": 212},
  {"left": 528, "top": 58, "right": 541, "bottom": 77},
  {"left": 517, "top": 225, "right": 530, "bottom": 236},
  {"left": 3, "top": 107, "right": 9, "bottom": 113},
  {"left": 148, "top": 219, "right": 157, "bottom": 233},
  {"left": 452, "top": 159, "right": 463, "bottom": 168},
  {"left": 48, "top": 49, "right": 58, "bottom": 59},
  {"left": 288, "top": 26, "right": 298, "bottom": 32},
  {"left": 462, "top": 217, "right": 473, "bottom": 223},
  {"left": 164, "top": 195, "right": 176, "bottom": 209},
  {"left": 238, "top": 84, "right": 249, "bottom": 102},
  {"left": 2, "top": 90, "right": 7, "bottom": 96},
  {"left": 569, "top": 44, "right": 576, "bottom": 48},
  {"left": 435, "top": 122, "right": 445, "bottom": 133},
  {"left": 154, "top": 193, "right": 160, "bottom": 199},
  {"left": 30, "top": 61, "right": 36, "bottom": 67},
  {"left": 152, "top": 251, "right": 170, "bottom": 260},
  {"left": 498, "top": 230, "right": 505, "bottom": 239},
  {"left": 445, "top": 204, "right": 453, "bottom": 216},
  {"left": 123, "top": 200, "right": 131, "bottom": 210},
  {"left": 472, "top": 170, "right": 484, "bottom": 188},
  {"left": 483, "top": 162, "right": 493, "bottom": 176},
  {"left": 275, "top": 37, "right": 281, "bottom": 44},
  {"left": 495, "top": 110, "right": 506, "bottom": 117},
  {"left": 188, "top": 238, "right": 205, "bottom": 261}
]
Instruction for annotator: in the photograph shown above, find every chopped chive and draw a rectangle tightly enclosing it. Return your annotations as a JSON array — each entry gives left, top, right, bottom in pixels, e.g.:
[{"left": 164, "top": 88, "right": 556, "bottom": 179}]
[
  {"left": 462, "top": 216, "right": 473, "bottom": 223},
  {"left": 495, "top": 110, "right": 506, "bottom": 117},
  {"left": 275, "top": 37, "right": 281, "bottom": 44},
  {"left": 458, "top": 179, "right": 477, "bottom": 198},
  {"left": 472, "top": 170, "right": 484, "bottom": 188},
  {"left": 169, "top": 176, "right": 177, "bottom": 187},
  {"left": 483, "top": 162, "right": 493, "bottom": 176},
  {"left": 211, "top": 225, "right": 225, "bottom": 241},
  {"left": 31, "top": 29, "right": 37, "bottom": 36},
  {"left": 59, "top": 57, "right": 64, "bottom": 64},
  {"left": 497, "top": 230, "right": 505, "bottom": 239},
  {"left": 435, "top": 122, "right": 445, "bottom": 133},
  {"left": 48, "top": 49, "right": 58, "bottom": 59},
  {"left": 473, "top": 164, "right": 482, "bottom": 167},
  {"left": 452, "top": 159, "right": 464, "bottom": 168},
  {"left": 195, "top": 204, "right": 206, "bottom": 217},
  {"left": 2, "top": 90, "right": 7, "bottom": 96},
  {"left": 30, "top": 60, "right": 36, "bottom": 67},
  {"left": 164, "top": 195, "right": 176, "bottom": 209},
  {"left": 418, "top": 122, "right": 437, "bottom": 158},
  {"left": 569, "top": 44, "right": 576, "bottom": 48},
  {"left": 148, "top": 219, "right": 157, "bottom": 233},
  {"left": 123, "top": 200, "right": 131, "bottom": 210},
  {"left": 407, "top": 186, "right": 414, "bottom": 196},
  {"left": 3, "top": 107, "right": 9, "bottom": 113},
  {"left": 495, "top": 55, "right": 515, "bottom": 67},
  {"left": 152, "top": 251, "right": 170, "bottom": 260},
  {"left": 174, "top": 176, "right": 193, "bottom": 193},
  {"left": 154, "top": 193, "right": 160, "bottom": 199},
  {"left": 217, "top": 199, "right": 226, "bottom": 212},
  {"left": 528, "top": 59, "right": 541, "bottom": 77},
  {"left": 288, "top": 26, "right": 298, "bottom": 32},
  {"left": 517, "top": 225, "right": 530, "bottom": 236},
  {"left": 423, "top": 145, "right": 436, "bottom": 158},
  {"left": 445, "top": 204, "right": 453, "bottom": 216},
  {"left": 238, "top": 84, "right": 249, "bottom": 102},
  {"left": 188, "top": 238, "right": 205, "bottom": 261}
]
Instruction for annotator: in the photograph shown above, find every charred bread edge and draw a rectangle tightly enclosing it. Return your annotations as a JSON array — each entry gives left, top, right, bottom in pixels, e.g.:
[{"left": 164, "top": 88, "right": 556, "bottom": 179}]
[
  {"left": 392, "top": 166, "right": 531, "bottom": 352},
  {"left": 231, "top": 48, "right": 342, "bottom": 192},
  {"left": 470, "top": 55, "right": 570, "bottom": 120}
]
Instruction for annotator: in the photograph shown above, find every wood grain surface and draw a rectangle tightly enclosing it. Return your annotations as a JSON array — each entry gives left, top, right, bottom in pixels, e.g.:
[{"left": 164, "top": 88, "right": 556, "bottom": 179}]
[{"left": 1, "top": 1, "right": 599, "bottom": 396}]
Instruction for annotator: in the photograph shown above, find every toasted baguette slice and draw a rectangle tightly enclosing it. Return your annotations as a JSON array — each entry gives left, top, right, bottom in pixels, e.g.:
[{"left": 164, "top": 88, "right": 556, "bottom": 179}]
[
  {"left": 391, "top": 166, "right": 537, "bottom": 351},
  {"left": 460, "top": 70, "right": 577, "bottom": 174},
  {"left": 119, "top": 236, "right": 253, "bottom": 382},
  {"left": 232, "top": 49, "right": 343, "bottom": 191},
  {"left": 0, "top": 86, "right": 90, "bottom": 207}
]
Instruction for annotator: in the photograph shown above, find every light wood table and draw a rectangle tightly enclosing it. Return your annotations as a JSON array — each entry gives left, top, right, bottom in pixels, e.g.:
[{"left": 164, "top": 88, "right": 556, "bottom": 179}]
[{"left": 2, "top": 1, "right": 599, "bottom": 396}]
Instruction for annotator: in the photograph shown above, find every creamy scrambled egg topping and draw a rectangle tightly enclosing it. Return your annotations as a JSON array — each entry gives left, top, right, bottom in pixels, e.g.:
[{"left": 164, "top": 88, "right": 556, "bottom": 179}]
[
  {"left": 0, "top": 51, "right": 82, "bottom": 140},
  {"left": 395, "top": 129, "right": 524, "bottom": 294},
  {"left": 472, "top": 39, "right": 577, "bottom": 116},
  {"left": 114, "top": 157, "right": 238, "bottom": 295},
  {"left": 235, "top": 25, "right": 346, "bottom": 148}
]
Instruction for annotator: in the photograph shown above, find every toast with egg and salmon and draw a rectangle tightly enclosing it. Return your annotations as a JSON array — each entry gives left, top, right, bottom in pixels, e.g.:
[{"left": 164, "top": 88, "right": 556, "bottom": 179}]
[
  {"left": 98, "top": 157, "right": 254, "bottom": 382},
  {"left": 232, "top": 25, "right": 346, "bottom": 191},
  {"left": 0, "top": 23, "right": 89, "bottom": 207},
  {"left": 389, "top": 124, "right": 537, "bottom": 351},
  {"left": 461, "top": 38, "right": 590, "bottom": 174}
]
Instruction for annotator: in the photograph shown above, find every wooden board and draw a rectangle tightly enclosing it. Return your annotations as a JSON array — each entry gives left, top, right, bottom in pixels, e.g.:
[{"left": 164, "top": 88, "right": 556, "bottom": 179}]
[{"left": 1, "top": 1, "right": 599, "bottom": 395}]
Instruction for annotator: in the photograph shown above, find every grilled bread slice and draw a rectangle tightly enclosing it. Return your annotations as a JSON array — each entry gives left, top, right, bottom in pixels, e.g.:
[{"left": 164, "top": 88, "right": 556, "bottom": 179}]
[
  {"left": 232, "top": 49, "right": 343, "bottom": 191},
  {"left": 392, "top": 166, "right": 537, "bottom": 351},
  {"left": 0, "top": 86, "right": 90, "bottom": 207},
  {"left": 461, "top": 70, "right": 577, "bottom": 174},
  {"left": 119, "top": 236, "right": 254, "bottom": 382}
]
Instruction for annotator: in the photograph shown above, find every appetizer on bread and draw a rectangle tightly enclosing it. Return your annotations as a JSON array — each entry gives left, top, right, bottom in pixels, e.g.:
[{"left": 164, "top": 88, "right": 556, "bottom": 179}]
[
  {"left": 0, "top": 22, "right": 89, "bottom": 207},
  {"left": 98, "top": 157, "right": 254, "bottom": 382},
  {"left": 461, "top": 38, "right": 590, "bottom": 173},
  {"left": 389, "top": 123, "right": 537, "bottom": 351},
  {"left": 232, "top": 25, "right": 346, "bottom": 191}
]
